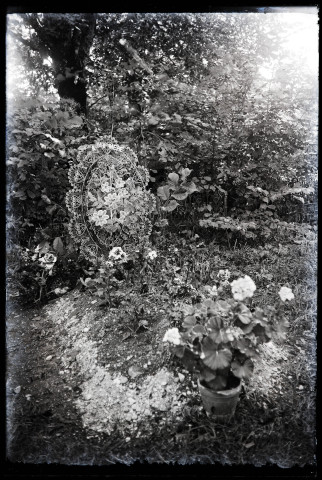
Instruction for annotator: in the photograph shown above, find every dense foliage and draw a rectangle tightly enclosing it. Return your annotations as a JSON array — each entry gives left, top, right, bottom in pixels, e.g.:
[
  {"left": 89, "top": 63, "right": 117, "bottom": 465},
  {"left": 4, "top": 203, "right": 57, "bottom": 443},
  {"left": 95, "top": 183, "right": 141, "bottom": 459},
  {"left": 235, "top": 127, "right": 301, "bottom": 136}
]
[{"left": 6, "top": 12, "right": 318, "bottom": 304}]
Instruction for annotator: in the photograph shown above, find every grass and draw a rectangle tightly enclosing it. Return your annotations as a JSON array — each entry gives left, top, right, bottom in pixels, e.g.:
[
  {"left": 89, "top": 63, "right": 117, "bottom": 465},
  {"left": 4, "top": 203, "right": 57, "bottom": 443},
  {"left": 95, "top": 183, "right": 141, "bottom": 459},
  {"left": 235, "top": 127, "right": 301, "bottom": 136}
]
[{"left": 6, "top": 229, "right": 317, "bottom": 468}]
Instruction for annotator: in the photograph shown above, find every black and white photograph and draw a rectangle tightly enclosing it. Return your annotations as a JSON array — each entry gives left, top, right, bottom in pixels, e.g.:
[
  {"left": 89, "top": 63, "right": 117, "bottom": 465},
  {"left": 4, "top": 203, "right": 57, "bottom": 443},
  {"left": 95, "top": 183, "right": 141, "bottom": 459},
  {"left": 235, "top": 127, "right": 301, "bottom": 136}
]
[{"left": 6, "top": 7, "right": 318, "bottom": 470}]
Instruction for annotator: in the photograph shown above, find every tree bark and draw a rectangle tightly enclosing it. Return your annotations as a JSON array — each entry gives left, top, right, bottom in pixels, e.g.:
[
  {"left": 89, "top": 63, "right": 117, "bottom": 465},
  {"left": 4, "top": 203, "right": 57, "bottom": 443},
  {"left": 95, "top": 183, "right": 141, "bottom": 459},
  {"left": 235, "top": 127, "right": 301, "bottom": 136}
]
[{"left": 25, "top": 13, "right": 97, "bottom": 115}]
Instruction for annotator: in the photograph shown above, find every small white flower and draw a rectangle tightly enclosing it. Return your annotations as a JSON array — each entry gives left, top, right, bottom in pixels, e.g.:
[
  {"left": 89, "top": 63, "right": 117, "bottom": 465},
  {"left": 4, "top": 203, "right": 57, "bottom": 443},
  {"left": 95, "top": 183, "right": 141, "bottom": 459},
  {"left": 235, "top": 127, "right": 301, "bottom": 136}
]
[
  {"left": 101, "top": 182, "right": 112, "bottom": 193},
  {"left": 90, "top": 209, "right": 110, "bottom": 227},
  {"left": 279, "top": 286, "right": 294, "bottom": 302},
  {"left": 203, "top": 285, "right": 218, "bottom": 297},
  {"left": 39, "top": 253, "right": 57, "bottom": 271},
  {"left": 231, "top": 275, "right": 256, "bottom": 301},
  {"left": 54, "top": 287, "right": 68, "bottom": 295},
  {"left": 146, "top": 249, "right": 158, "bottom": 261},
  {"left": 109, "top": 247, "right": 128, "bottom": 263},
  {"left": 217, "top": 269, "right": 231, "bottom": 281},
  {"left": 105, "top": 260, "right": 114, "bottom": 268},
  {"left": 163, "top": 328, "right": 181, "bottom": 345}
]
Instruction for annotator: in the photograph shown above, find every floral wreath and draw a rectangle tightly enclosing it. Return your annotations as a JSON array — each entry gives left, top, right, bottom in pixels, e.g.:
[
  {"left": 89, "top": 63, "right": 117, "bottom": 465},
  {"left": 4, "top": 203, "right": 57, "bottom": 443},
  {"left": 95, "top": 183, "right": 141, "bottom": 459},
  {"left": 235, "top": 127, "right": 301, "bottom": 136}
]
[{"left": 66, "top": 137, "right": 156, "bottom": 262}]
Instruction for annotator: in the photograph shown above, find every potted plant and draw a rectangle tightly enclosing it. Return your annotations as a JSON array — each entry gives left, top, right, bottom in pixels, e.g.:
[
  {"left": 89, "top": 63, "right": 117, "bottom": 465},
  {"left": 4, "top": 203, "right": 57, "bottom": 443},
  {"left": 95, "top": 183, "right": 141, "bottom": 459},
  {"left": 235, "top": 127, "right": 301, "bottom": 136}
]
[{"left": 163, "top": 275, "right": 293, "bottom": 420}]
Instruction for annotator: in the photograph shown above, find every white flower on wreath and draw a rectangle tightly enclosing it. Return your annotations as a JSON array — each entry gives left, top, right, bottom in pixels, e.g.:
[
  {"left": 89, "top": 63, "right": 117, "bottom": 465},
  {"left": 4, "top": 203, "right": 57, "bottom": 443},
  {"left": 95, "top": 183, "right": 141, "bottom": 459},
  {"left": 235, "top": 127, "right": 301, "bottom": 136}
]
[
  {"left": 101, "top": 182, "right": 112, "bottom": 193},
  {"left": 109, "top": 247, "right": 128, "bottom": 263},
  {"left": 279, "top": 286, "right": 294, "bottom": 302},
  {"left": 231, "top": 275, "right": 256, "bottom": 301},
  {"left": 90, "top": 210, "right": 110, "bottom": 227},
  {"left": 163, "top": 327, "right": 182, "bottom": 345}
]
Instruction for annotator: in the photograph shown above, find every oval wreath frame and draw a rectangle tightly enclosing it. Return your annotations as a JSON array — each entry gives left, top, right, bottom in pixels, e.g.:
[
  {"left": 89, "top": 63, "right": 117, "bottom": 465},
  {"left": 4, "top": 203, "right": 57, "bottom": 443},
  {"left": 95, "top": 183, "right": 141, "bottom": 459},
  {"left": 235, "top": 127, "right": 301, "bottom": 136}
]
[{"left": 66, "top": 138, "right": 156, "bottom": 262}]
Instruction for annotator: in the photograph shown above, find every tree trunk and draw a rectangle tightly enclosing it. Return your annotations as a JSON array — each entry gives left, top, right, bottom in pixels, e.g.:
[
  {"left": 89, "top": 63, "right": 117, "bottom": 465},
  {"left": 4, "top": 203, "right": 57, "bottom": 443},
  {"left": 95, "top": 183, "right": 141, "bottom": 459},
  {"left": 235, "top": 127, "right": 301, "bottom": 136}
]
[{"left": 25, "top": 13, "right": 96, "bottom": 115}]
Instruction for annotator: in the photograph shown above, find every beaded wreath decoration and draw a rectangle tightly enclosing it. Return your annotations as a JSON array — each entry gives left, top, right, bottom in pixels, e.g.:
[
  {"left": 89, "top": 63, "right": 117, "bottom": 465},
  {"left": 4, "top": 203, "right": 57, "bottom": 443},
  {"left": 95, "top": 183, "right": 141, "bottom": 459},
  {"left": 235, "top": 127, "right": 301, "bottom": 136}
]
[{"left": 66, "top": 138, "right": 156, "bottom": 262}]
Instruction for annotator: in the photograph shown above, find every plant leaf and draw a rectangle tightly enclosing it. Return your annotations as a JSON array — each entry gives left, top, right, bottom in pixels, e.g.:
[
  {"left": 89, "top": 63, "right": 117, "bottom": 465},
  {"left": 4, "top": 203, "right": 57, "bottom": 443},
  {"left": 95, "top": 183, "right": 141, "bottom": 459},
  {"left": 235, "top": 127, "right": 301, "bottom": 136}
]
[
  {"left": 237, "top": 304, "right": 252, "bottom": 324},
  {"left": 163, "top": 199, "right": 179, "bottom": 212},
  {"left": 183, "top": 315, "right": 196, "bottom": 330},
  {"left": 53, "top": 236, "right": 64, "bottom": 255},
  {"left": 172, "top": 190, "right": 189, "bottom": 201},
  {"left": 202, "top": 338, "right": 232, "bottom": 370},
  {"left": 231, "top": 357, "right": 254, "bottom": 379},
  {"left": 168, "top": 172, "right": 179, "bottom": 184},
  {"left": 157, "top": 185, "right": 170, "bottom": 201}
]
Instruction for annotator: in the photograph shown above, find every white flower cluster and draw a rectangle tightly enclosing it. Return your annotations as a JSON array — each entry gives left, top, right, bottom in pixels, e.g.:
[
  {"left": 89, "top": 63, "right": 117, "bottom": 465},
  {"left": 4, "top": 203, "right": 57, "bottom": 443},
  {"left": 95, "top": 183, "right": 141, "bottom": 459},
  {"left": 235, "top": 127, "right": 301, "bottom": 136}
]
[
  {"left": 38, "top": 253, "right": 57, "bottom": 273},
  {"left": 53, "top": 287, "right": 69, "bottom": 295},
  {"left": 162, "top": 327, "right": 182, "bottom": 345},
  {"left": 203, "top": 285, "right": 218, "bottom": 297},
  {"left": 217, "top": 269, "right": 231, "bottom": 281},
  {"left": 146, "top": 249, "right": 158, "bottom": 261},
  {"left": 108, "top": 247, "right": 128, "bottom": 263},
  {"left": 231, "top": 275, "right": 256, "bottom": 301},
  {"left": 279, "top": 286, "right": 294, "bottom": 302},
  {"left": 90, "top": 209, "right": 110, "bottom": 227}
]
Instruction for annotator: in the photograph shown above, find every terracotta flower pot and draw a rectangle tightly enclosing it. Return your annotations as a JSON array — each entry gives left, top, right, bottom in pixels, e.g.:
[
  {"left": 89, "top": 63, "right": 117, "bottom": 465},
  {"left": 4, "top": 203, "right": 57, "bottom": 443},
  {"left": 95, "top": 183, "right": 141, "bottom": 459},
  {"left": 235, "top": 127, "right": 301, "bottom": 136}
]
[{"left": 198, "top": 379, "right": 242, "bottom": 421}]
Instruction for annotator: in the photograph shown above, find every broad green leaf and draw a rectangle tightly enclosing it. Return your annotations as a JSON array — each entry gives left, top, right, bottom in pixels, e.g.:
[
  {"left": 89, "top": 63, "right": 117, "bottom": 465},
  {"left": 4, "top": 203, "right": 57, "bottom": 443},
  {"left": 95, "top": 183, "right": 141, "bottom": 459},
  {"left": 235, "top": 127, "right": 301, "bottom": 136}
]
[
  {"left": 173, "top": 345, "right": 185, "bottom": 358},
  {"left": 199, "top": 366, "right": 217, "bottom": 383},
  {"left": 235, "top": 338, "right": 259, "bottom": 358},
  {"left": 237, "top": 304, "right": 252, "bottom": 324},
  {"left": 183, "top": 315, "right": 196, "bottom": 330},
  {"left": 180, "top": 167, "right": 192, "bottom": 180},
  {"left": 231, "top": 357, "right": 254, "bottom": 379},
  {"left": 252, "top": 324, "right": 269, "bottom": 342},
  {"left": 207, "top": 316, "right": 223, "bottom": 330},
  {"left": 203, "top": 348, "right": 232, "bottom": 371},
  {"left": 53, "top": 236, "right": 64, "bottom": 255},
  {"left": 157, "top": 185, "right": 170, "bottom": 201},
  {"left": 168, "top": 172, "right": 179, "bottom": 184},
  {"left": 163, "top": 199, "right": 179, "bottom": 212},
  {"left": 172, "top": 190, "right": 189, "bottom": 201},
  {"left": 192, "top": 325, "right": 207, "bottom": 336},
  {"left": 182, "top": 305, "right": 195, "bottom": 316},
  {"left": 181, "top": 181, "right": 198, "bottom": 194},
  {"left": 202, "top": 338, "right": 232, "bottom": 370},
  {"left": 35, "top": 240, "right": 50, "bottom": 255},
  {"left": 206, "top": 375, "right": 228, "bottom": 391}
]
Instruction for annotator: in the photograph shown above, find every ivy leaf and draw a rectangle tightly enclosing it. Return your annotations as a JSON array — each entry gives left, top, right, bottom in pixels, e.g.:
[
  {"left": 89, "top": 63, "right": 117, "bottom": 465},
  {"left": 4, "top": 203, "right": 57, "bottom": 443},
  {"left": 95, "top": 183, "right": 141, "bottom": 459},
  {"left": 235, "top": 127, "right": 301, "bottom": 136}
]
[{"left": 231, "top": 357, "right": 254, "bottom": 380}]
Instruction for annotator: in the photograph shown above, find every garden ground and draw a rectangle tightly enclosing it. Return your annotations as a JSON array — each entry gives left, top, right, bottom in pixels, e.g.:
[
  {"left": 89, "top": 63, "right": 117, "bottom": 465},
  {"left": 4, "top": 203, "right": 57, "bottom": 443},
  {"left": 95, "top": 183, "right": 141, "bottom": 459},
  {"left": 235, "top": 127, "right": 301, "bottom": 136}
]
[{"left": 6, "top": 235, "right": 316, "bottom": 467}]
